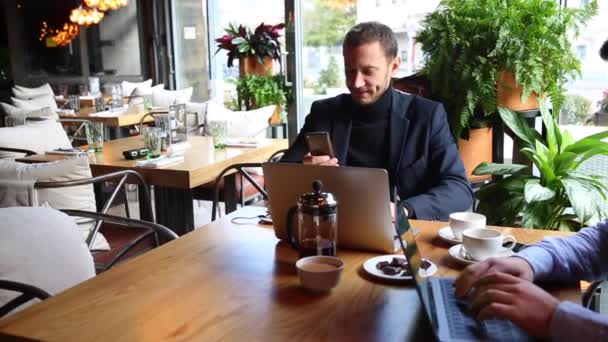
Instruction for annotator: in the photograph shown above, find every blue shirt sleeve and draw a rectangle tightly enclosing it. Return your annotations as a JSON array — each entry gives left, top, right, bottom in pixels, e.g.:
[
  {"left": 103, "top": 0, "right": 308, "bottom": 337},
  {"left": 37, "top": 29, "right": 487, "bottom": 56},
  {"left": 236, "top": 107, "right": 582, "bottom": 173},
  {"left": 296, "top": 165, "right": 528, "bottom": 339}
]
[
  {"left": 516, "top": 220, "right": 608, "bottom": 284},
  {"left": 550, "top": 301, "right": 608, "bottom": 342}
]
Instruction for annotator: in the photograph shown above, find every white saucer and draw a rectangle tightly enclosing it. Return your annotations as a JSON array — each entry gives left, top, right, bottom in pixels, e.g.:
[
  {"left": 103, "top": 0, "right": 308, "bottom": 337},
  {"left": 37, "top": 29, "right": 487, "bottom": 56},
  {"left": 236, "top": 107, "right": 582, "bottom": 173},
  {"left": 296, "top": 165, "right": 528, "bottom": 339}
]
[
  {"left": 448, "top": 244, "right": 515, "bottom": 265},
  {"left": 437, "top": 226, "right": 461, "bottom": 245},
  {"left": 362, "top": 255, "right": 413, "bottom": 281}
]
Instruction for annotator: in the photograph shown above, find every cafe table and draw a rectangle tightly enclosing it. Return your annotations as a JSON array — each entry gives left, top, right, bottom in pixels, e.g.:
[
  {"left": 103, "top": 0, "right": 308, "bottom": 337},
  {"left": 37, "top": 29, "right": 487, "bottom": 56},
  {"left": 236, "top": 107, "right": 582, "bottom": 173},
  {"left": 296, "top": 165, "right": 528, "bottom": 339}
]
[
  {"left": 58, "top": 107, "right": 161, "bottom": 140},
  {"left": 16, "top": 137, "right": 288, "bottom": 235},
  {"left": 0, "top": 206, "right": 579, "bottom": 342}
]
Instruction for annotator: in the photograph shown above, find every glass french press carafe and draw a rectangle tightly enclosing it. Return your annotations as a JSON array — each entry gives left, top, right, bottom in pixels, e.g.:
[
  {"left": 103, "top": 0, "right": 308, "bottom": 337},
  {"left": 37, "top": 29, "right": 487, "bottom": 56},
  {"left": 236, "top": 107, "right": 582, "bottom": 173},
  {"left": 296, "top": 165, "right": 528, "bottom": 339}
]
[{"left": 294, "top": 180, "right": 338, "bottom": 259}]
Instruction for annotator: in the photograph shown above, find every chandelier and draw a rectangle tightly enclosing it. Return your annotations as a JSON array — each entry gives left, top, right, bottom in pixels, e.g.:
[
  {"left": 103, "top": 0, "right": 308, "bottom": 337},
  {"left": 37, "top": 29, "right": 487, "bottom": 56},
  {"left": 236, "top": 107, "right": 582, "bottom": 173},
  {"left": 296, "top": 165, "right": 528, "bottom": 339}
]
[
  {"left": 39, "top": 21, "right": 80, "bottom": 47},
  {"left": 69, "top": 6, "right": 105, "bottom": 26},
  {"left": 84, "top": 0, "right": 128, "bottom": 11}
]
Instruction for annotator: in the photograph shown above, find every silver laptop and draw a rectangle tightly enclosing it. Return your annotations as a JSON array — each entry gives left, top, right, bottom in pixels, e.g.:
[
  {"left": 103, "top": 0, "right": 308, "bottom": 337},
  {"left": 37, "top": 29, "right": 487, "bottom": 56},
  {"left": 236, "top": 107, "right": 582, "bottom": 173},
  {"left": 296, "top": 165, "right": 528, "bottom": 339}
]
[
  {"left": 263, "top": 163, "right": 397, "bottom": 253},
  {"left": 398, "top": 216, "right": 531, "bottom": 342}
]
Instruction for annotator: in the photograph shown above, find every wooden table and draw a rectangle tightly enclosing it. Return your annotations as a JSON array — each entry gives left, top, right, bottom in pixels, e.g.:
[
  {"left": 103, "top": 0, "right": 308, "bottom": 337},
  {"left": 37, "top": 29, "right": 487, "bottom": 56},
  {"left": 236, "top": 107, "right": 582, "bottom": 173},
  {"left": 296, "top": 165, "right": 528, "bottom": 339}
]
[
  {"left": 17, "top": 137, "right": 288, "bottom": 235},
  {"left": 59, "top": 107, "right": 159, "bottom": 140},
  {"left": 0, "top": 206, "right": 578, "bottom": 342}
]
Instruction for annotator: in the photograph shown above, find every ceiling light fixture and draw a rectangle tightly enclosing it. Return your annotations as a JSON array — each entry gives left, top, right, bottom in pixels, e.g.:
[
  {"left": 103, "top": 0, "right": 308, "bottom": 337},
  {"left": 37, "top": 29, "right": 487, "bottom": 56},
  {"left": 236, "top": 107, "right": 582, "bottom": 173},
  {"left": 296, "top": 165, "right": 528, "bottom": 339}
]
[
  {"left": 84, "top": 0, "right": 128, "bottom": 11},
  {"left": 69, "top": 6, "right": 105, "bottom": 26}
]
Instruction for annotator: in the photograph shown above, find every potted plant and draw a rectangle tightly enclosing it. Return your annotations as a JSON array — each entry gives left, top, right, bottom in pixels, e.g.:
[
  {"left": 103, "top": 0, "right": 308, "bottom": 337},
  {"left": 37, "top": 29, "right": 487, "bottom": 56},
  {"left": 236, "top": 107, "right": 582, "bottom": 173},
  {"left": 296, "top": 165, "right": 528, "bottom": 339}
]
[
  {"left": 234, "top": 74, "right": 292, "bottom": 124},
  {"left": 473, "top": 100, "right": 608, "bottom": 231},
  {"left": 215, "top": 22, "right": 285, "bottom": 76},
  {"left": 416, "top": 0, "right": 597, "bottom": 177}
]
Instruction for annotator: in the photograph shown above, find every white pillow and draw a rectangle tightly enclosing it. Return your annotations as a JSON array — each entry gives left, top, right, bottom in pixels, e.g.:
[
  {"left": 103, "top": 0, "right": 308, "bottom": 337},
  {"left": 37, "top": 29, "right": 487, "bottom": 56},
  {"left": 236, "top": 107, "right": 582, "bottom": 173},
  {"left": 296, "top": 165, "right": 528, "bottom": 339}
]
[
  {"left": 186, "top": 101, "right": 208, "bottom": 132},
  {"left": 1, "top": 105, "right": 58, "bottom": 126},
  {"left": 121, "top": 79, "right": 153, "bottom": 97},
  {"left": 206, "top": 101, "right": 274, "bottom": 138},
  {"left": 0, "top": 207, "right": 95, "bottom": 314},
  {"left": 0, "top": 119, "right": 71, "bottom": 158},
  {"left": 151, "top": 87, "right": 193, "bottom": 108},
  {"left": 12, "top": 83, "right": 54, "bottom": 100},
  {"left": 0, "top": 157, "right": 109, "bottom": 250},
  {"left": 11, "top": 94, "right": 59, "bottom": 112}
]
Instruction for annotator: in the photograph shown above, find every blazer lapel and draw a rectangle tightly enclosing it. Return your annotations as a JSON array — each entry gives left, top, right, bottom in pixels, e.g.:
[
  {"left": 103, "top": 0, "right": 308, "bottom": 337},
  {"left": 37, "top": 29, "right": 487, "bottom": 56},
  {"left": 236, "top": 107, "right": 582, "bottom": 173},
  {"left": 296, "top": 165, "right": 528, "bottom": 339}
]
[
  {"left": 389, "top": 89, "right": 412, "bottom": 174},
  {"left": 331, "top": 114, "right": 352, "bottom": 163}
]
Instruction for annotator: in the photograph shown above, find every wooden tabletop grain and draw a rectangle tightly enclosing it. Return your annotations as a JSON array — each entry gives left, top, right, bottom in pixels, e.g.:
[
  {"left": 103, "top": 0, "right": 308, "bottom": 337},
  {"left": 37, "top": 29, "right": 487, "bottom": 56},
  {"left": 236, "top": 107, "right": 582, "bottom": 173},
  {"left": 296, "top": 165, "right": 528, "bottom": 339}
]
[
  {"left": 0, "top": 206, "right": 577, "bottom": 342},
  {"left": 58, "top": 107, "right": 158, "bottom": 127},
  {"left": 17, "top": 136, "right": 289, "bottom": 188}
]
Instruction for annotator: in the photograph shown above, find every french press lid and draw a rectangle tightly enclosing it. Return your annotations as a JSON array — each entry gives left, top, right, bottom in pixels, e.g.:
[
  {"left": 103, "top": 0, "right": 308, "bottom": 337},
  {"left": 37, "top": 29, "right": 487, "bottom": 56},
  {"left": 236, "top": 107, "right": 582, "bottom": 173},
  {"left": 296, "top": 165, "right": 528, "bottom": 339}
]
[{"left": 298, "top": 180, "right": 337, "bottom": 215}]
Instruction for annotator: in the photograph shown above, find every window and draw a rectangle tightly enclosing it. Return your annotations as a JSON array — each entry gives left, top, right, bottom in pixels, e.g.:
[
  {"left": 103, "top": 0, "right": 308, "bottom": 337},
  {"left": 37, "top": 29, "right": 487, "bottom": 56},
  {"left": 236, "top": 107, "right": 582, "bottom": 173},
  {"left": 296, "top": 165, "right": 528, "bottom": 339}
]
[
  {"left": 19, "top": 1, "right": 83, "bottom": 77},
  {"left": 87, "top": 1, "right": 142, "bottom": 77}
]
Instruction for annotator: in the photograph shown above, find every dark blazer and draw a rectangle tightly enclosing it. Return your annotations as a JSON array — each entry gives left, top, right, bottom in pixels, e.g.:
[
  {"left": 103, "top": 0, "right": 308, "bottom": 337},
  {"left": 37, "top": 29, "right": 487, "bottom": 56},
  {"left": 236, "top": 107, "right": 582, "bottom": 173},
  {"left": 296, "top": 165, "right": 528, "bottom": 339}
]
[{"left": 281, "top": 88, "right": 474, "bottom": 221}]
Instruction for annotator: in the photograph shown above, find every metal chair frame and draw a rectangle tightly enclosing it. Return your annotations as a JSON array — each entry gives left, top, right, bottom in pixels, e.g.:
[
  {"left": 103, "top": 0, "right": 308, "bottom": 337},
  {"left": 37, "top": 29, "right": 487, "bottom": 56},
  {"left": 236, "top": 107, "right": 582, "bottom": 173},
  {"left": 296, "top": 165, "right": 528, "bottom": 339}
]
[
  {"left": 35, "top": 170, "right": 154, "bottom": 250},
  {"left": 0, "top": 280, "right": 51, "bottom": 318}
]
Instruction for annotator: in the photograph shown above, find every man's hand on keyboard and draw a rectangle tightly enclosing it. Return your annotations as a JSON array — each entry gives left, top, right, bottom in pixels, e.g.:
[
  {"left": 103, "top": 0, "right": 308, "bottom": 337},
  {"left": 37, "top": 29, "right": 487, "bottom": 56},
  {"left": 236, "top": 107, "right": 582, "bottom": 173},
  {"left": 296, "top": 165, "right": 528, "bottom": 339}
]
[
  {"left": 463, "top": 272, "right": 559, "bottom": 338},
  {"left": 454, "top": 257, "right": 534, "bottom": 298}
]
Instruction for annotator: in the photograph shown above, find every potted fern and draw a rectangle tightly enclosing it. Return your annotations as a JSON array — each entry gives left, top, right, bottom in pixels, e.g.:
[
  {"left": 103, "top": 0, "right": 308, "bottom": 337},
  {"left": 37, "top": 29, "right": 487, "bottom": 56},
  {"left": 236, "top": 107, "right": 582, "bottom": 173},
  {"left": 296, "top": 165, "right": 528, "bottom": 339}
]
[
  {"left": 474, "top": 100, "right": 608, "bottom": 231},
  {"left": 416, "top": 0, "right": 597, "bottom": 177}
]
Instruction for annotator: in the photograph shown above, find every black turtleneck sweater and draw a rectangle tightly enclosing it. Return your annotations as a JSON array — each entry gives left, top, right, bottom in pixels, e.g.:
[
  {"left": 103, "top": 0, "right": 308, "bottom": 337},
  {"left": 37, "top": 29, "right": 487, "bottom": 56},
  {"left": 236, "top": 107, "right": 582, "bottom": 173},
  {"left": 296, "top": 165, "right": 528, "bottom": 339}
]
[{"left": 346, "top": 87, "right": 392, "bottom": 170}]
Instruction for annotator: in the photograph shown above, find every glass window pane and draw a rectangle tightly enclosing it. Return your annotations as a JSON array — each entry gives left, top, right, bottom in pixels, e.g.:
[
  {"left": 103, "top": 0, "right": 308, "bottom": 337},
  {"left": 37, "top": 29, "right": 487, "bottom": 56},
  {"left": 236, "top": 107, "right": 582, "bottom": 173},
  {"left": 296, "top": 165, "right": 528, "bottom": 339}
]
[
  {"left": 209, "top": 0, "right": 284, "bottom": 104},
  {"left": 21, "top": 1, "right": 82, "bottom": 77},
  {"left": 562, "top": 1, "right": 608, "bottom": 134},
  {"left": 88, "top": 1, "right": 142, "bottom": 77}
]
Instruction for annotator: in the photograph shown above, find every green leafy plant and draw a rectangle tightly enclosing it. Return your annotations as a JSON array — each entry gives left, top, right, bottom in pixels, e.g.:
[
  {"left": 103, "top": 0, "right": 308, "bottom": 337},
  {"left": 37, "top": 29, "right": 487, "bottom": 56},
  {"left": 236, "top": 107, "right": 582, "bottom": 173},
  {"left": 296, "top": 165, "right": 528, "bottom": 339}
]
[
  {"left": 234, "top": 74, "right": 291, "bottom": 112},
  {"left": 215, "top": 22, "right": 285, "bottom": 67},
  {"left": 416, "top": 0, "right": 597, "bottom": 139},
  {"left": 560, "top": 94, "right": 592, "bottom": 125},
  {"left": 474, "top": 100, "right": 608, "bottom": 231}
]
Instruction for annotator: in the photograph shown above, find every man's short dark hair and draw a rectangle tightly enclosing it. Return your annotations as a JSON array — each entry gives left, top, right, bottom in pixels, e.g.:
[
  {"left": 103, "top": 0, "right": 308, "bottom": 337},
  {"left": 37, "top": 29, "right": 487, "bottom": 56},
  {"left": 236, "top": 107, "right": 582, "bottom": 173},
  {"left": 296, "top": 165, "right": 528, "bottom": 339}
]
[
  {"left": 343, "top": 22, "right": 398, "bottom": 60},
  {"left": 601, "top": 39, "right": 608, "bottom": 61}
]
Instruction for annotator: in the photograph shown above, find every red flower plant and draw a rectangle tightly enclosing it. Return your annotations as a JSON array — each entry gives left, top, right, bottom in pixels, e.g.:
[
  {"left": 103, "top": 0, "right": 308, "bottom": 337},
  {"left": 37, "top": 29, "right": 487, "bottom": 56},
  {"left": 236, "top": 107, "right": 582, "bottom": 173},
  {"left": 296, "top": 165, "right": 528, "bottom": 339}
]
[{"left": 215, "top": 22, "right": 285, "bottom": 68}]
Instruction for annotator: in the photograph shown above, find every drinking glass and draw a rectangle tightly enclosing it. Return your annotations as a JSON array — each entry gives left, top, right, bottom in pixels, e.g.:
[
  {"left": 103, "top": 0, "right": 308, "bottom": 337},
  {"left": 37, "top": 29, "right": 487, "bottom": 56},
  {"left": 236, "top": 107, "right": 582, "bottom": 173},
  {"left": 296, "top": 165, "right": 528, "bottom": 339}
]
[
  {"left": 142, "top": 127, "right": 162, "bottom": 158},
  {"left": 69, "top": 95, "right": 80, "bottom": 112},
  {"left": 86, "top": 122, "right": 104, "bottom": 152},
  {"left": 207, "top": 120, "right": 227, "bottom": 149}
]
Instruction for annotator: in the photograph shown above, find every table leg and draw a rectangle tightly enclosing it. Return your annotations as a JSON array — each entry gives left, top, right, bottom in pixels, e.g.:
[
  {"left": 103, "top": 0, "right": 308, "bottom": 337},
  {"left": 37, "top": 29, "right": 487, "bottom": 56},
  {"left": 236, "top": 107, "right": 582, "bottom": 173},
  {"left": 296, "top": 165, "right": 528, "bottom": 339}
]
[
  {"left": 224, "top": 173, "right": 238, "bottom": 215},
  {"left": 153, "top": 186, "right": 194, "bottom": 236}
]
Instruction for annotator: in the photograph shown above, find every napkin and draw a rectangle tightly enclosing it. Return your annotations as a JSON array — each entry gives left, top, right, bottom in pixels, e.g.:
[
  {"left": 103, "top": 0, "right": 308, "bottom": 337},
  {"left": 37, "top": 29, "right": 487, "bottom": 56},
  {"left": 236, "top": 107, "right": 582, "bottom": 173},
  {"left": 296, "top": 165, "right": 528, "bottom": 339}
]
[
  {"left": 224, "top": 139, "right": 260, "bottom": 148},
  {"left": 166, "top": 142, "right": 191, "bottom": 157},
  {"left": 135, "top": 155, "right": 184, "bottom": 168}
]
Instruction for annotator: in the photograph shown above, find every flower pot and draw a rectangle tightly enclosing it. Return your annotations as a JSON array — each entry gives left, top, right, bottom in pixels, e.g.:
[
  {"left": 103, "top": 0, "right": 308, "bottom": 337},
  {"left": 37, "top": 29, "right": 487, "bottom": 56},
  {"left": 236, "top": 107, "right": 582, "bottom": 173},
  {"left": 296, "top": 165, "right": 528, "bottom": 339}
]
[
  {"left": 239, "top": 56, "right": 273, "bottom": 77},
  {"left": 268, "top": 105, "right": 284, "bottom": 125},
  {"left": 496, "top": 71, "right": 539, "bottom": 111},
  {"left": 458, "top": 127, "right": 493, "bottom": 183}
]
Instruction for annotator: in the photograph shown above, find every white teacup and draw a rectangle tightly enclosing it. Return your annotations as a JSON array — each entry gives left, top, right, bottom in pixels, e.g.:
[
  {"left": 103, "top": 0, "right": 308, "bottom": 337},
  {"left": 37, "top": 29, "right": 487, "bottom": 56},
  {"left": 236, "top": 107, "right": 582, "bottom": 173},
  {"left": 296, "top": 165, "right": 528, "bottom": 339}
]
[
  {"left": 462, "top": 228, "right": 517, "bottom": 261},
  {"left": 449, "top": 212, "right": 486, "bottom": 241}
]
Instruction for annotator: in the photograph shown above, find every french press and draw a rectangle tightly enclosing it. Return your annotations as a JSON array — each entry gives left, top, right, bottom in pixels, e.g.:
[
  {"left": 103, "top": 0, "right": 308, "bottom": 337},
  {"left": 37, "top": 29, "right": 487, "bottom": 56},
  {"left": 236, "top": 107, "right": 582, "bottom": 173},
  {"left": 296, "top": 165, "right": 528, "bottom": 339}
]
[{"left": 289, "top": 180, "right": 338, "bottom": 259}]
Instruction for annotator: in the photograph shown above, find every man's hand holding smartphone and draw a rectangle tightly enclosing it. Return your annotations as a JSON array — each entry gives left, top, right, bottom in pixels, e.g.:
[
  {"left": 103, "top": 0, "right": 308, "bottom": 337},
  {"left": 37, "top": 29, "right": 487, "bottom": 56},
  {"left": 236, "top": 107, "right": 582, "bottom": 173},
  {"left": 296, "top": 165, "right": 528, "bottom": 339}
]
[
  {"left": 303, "top": 153, "right": 339, "bottom": 166},
  {"left": 304, "top": 132, "right": 339, "bottom": 167}
]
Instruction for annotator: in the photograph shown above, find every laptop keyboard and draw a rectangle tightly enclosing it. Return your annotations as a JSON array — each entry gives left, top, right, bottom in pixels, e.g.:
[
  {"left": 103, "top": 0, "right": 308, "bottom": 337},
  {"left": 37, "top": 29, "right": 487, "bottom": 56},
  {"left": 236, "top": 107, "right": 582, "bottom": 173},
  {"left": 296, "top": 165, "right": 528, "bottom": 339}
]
[{"left": 434, "top": 278, "right": 530, "bottom": 341}]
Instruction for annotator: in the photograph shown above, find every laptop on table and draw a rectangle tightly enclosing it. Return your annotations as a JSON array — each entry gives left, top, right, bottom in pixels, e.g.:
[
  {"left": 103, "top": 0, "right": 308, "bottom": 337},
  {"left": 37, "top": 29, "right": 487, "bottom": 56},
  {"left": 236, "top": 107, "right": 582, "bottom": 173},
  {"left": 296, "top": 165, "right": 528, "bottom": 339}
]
[
  {"left": 262, "top": 163, "right": 397, "bottom": 253},
  {"left": 396, "top": 207, "right": 532, "bottom": 342}
]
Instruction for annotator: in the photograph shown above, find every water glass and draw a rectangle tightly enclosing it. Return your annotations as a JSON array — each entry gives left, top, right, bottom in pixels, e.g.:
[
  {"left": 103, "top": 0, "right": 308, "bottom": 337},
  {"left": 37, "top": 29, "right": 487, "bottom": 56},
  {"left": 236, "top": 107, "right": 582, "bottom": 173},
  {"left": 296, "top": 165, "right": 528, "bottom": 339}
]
[
  {"left": 86, "top": 122, "right": 104, "bottom": 152},
  {"left": 207, "top": 120, "right": 227, "bottom": 149},
  {"left": 69, "top": 95, "right": 80, "bottom": 112},
  {"left": 143, "top": 127, "right": 162, "bottom": 158}
]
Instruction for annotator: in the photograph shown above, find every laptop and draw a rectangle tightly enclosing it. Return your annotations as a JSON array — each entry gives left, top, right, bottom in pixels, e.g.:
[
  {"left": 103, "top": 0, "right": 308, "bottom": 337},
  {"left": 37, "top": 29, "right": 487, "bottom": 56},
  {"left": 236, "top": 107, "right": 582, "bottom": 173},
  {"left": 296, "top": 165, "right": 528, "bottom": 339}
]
[
  {"left": 396, "top": 207, "right": 532, "bottom": 342},
  {"left": 262, "top": 163, "right": 397, "bottom": 253}
]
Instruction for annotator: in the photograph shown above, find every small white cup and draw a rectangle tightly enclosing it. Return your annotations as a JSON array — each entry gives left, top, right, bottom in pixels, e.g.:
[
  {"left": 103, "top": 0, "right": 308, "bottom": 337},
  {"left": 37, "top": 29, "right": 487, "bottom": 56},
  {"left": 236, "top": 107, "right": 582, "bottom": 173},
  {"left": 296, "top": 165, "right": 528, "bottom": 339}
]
[
  {"left": 296, "top": 256, "right": 344, "bottom": 292},
  {"left": 462, "top": 228, "right": 517, "bottom": 261},
  {"left": 449, "top": 212, "right": 486, "bottom": 241}
]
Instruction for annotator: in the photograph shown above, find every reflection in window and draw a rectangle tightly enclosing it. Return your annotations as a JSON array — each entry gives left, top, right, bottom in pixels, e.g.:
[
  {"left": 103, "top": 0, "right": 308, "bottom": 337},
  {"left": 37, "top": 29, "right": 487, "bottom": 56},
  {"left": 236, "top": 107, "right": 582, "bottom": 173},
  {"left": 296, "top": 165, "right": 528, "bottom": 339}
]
[
  {"left": 21, "top": 1, "right": 82, "bottom": 77},
  {"left": 87, "top": 1, "right": 141, "bottom": 77}
]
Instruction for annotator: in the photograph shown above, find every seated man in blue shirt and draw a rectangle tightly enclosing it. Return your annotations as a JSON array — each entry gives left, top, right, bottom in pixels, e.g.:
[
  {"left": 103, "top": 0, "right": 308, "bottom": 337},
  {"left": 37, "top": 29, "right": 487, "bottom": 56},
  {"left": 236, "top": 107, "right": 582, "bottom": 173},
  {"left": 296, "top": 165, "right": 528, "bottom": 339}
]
[
  {"left": 455, "top": 220, "right": 608, "bottom": 340},
  {"left": 280, "top": 22, "right": 473, "bottom": 220}
]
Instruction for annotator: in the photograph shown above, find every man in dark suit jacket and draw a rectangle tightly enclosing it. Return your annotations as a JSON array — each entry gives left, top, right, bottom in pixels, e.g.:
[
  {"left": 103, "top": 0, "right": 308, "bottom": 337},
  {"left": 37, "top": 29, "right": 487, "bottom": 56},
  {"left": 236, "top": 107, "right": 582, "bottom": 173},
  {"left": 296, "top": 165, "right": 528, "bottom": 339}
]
[{"left": 281, "top": 22, "right": 473, "bottom": 221}]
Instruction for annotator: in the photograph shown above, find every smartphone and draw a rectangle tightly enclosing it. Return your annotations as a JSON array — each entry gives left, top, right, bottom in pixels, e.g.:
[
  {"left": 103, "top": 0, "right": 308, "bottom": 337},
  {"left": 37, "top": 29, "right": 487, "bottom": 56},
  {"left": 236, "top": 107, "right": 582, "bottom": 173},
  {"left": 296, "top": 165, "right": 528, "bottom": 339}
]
[{"left": 305, "top": 131, "right": 335, "bottom": 157}]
